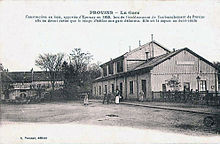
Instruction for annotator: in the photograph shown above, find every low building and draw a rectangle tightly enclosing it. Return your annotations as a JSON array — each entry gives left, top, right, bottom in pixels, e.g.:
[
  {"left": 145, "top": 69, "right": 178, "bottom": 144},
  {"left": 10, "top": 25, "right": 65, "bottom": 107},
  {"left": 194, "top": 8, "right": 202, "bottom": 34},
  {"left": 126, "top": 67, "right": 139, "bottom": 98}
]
[
  {"left": 92, "top": 40, "right": 218, "bottom": 100},
  {"left": 0, "top": 71, "right": 64, "bottom": 100}
]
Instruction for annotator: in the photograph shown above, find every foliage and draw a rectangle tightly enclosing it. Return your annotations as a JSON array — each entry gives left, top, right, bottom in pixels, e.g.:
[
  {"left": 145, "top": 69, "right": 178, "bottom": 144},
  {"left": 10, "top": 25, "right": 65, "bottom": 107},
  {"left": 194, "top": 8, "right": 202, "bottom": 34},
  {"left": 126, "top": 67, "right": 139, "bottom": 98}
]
[
  {"left": 35, "top": 49, "right": 101, "bottom": 100},
  {"left": 61, "top": 48, "right": 101, "bottom": 99},
  {"left": 35, "top": 53, "right": 64, "bottom": 99},
  {"left": 87, "top": 62, "right": 102, "bottom": 80},
  {"left": 165, "top": 75, "right": 181, "bottom": 91},
  {"left": 62, "top": 48, "right": 92, "bottom": 85}
]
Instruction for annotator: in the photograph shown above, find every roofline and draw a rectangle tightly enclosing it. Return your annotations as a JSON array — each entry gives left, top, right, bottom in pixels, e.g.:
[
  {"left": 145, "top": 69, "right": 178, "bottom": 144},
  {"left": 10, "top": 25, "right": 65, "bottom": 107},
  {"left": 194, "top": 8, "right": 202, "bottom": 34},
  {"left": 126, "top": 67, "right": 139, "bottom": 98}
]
[
  {"left": 152, "top": 47, "right": 217, "bottom": 69},
  {"left": 93, "top": 67, "right": 152, "bottom": 82},
  {"left": 125, "top": 40, "right": 170, "bottom": 57},
  {"left": 100, "top": 54, "right": 126, "bottom": 67},
  {"left": 100, "top": 40, "right": 170, "bottom": 67},
  {"left": 95, "top": 47, "right": 217, "bottom": 83},
  {"left": 184, "top": 48, "right": 217, "bottom": 69},
  {"left": 151, "top": 40, "right": 171, "bottom": 52}
]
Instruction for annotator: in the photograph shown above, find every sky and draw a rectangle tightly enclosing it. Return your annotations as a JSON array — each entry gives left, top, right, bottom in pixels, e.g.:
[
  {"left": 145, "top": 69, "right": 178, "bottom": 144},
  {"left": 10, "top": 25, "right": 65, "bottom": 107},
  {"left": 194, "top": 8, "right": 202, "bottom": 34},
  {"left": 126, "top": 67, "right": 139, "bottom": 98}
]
[{"left": 0, "top": 0, "right": 220, "bottom": 72}]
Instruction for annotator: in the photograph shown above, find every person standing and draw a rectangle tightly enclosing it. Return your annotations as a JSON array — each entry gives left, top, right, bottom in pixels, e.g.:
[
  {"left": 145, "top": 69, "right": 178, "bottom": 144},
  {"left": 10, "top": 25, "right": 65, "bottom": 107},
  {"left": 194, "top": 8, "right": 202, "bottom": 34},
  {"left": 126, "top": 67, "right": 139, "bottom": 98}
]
[
  {"left": 103, "top": 92, "right": 107, "bottom": 104},
  {"left": 139, "top": 90, "right": 144, "bottom": 102},
  {"left": 84, "top": 93, "right": 89, "bottom": 105},
  {"left": 115, "top": 89, "right": 120, "bottom": 104},
  {"left": 107, "top": 92, "right": 112, "bottom": 104}
]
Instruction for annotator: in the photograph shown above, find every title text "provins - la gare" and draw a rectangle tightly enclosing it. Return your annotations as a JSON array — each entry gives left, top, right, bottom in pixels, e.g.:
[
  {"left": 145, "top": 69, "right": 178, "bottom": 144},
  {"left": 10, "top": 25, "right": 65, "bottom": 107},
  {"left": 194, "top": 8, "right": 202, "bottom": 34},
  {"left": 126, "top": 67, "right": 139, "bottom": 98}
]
[{"left": 89, "top": 11, "right": 140, "bottom": 15}]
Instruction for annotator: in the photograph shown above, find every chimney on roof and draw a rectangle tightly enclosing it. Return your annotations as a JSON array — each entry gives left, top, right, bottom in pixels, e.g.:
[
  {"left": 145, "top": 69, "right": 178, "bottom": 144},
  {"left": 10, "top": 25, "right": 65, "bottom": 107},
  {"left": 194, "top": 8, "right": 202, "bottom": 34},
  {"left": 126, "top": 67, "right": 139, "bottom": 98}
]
[
  {"left": 129, "top": 46, "right": 131, "bottom": 52},
  {"left": 173, "top": 48, "right": 176, "bottom": 52},
  {"left": 145, "top": 52, "right": 149, "bottom": 61},
  {"left": 139, "top": 40, "right": 141, "bottom": 46},
  {"left": 151, "top": 34, "right": 154, "bottom": 57}
]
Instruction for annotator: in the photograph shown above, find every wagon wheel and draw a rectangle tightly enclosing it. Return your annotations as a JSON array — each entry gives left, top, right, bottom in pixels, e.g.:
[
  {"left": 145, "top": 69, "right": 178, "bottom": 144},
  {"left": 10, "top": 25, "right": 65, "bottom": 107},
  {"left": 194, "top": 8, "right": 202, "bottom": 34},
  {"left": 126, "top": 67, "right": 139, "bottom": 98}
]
[{"left": 203, "top": 116, "right": 215, "bottom": 127}]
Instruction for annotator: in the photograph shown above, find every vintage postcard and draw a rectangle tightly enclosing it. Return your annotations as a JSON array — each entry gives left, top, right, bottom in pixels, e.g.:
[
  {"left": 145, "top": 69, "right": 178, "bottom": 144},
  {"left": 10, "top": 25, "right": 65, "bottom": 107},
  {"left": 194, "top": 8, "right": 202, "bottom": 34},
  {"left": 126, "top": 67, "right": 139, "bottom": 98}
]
[{"left": 0, "top": 0, "right": 220, "bottom": 144}]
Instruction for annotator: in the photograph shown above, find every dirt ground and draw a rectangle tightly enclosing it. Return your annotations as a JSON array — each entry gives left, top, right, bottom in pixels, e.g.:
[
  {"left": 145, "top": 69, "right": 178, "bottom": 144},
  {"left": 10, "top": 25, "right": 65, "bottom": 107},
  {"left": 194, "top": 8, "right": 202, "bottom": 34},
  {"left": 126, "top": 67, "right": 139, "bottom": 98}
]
[{"left": 0, "top": 100, "right": 219, "bottom": 136}]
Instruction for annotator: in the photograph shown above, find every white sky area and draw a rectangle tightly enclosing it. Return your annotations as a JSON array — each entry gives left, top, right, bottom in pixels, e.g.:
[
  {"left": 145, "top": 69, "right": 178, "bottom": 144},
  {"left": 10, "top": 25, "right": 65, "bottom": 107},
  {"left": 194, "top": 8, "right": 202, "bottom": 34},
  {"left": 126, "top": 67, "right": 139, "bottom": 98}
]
[{"left": 0, "top": 1, "right": 220, "bottom": 71}]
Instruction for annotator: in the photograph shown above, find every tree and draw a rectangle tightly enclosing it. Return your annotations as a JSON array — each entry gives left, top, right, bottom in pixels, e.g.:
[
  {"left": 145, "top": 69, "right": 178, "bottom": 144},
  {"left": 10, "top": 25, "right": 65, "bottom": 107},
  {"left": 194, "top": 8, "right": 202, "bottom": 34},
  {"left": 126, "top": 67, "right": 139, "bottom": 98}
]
[
  {"left": 62, "top": 48, "right": 96, "bottom": 98},
  {"left": 66, "top": 48, "right": 93, "bottom": 86},
  {"left": 87, "top": 62, "right": 102, "bottom": 80},
  {"left": 165, "top": 75, "right": 181, "bottom": 91},
  {"left": 35, "top": 53, "right": 64, "bottom": 93}
]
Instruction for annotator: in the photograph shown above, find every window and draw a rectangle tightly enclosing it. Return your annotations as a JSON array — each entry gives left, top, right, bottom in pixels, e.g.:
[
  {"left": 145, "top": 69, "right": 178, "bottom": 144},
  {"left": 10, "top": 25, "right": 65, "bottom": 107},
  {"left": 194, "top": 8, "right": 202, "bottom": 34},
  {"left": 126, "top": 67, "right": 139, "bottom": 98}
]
[
  {"left": 162, "top": 84, "right": 166, "bottom": 92},
  {"left": 200, "top": 80, "right": 207, "bottom": 91},
  {"left": 129, "top": 81, "right": 133, "bottom": 94},
  {"left": 117, "top": 60, "right": 123, "bottom": 73},
  {"left": 99, "top": 86, "right": 101, "bottom": 95},
  {"left": 108, "top": 63, "right": 113, "bottom": 74},
  {"left": 94, "top": 87, "right": 96, "bottom": 95},
  {"left": 112, "top": 84, "right": 114, "bottom": 93},
  {"left": 105, "top": 85, "right": 107, "bottom": 93},
  {"left": 103, "top": 66, "right": 107, "bottom": 76},
  {"left": 183, "top": 82, "right": 190, "bottom": 91}
]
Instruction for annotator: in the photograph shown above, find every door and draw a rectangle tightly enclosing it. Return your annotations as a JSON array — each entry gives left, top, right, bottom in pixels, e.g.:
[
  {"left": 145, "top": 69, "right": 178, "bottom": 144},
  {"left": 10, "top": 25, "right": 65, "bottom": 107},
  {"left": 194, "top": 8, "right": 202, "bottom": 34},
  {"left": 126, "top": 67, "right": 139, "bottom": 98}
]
[
  {"left": 104, "top": 85, "right": 107, "bottom": 94},
  {"left": 141, "top": 80, "right": 146, "bottom": 99},
  {"left": 119, "top": 82, "right": 123, "bottom": 96}
]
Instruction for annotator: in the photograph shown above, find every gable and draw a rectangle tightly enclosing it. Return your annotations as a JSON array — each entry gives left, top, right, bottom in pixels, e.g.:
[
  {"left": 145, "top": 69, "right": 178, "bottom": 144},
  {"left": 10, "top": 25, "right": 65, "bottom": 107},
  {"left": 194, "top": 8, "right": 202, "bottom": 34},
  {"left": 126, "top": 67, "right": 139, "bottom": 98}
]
[
  {"left": 126, "top": 41, "right": 170, "bottom": 71},
  {"left": 152, "top": 48, "right": 216, "bottom": 74},
  {"left": 125, "top": 41, "right": 170, "bottom": 60}
]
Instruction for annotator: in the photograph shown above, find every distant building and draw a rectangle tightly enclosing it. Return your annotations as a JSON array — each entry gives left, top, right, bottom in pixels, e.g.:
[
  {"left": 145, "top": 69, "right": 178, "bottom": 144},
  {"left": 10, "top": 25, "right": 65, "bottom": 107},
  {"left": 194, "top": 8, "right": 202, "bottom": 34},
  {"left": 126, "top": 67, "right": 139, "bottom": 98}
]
[
  {"left": 0, "top": 71, "right": 64, "bottom": 100},
  {"left": 92, "top": 41, "right": 218, "bottom": 100}
]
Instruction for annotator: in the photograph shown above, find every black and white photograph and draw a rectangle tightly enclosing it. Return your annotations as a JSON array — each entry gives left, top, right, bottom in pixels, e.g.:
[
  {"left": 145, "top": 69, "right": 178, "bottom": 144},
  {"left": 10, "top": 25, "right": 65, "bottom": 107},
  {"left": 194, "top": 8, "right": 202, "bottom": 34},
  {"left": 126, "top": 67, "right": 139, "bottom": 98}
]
[{"left": 0, "top": 0, "right": 220, "bottom": 144}]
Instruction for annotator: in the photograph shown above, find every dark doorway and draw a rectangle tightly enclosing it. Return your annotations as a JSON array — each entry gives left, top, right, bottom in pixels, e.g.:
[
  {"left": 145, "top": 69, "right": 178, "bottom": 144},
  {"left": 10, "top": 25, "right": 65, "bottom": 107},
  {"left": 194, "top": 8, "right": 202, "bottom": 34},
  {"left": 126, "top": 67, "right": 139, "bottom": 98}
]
[
  {"left": 119, "top": 82, "right": 123, "bottom": 96},
  {"left": 111, "top": 84, "right": 114, "bottom": 93},
  {"left": 141, "top": 80, "right": 146, "bottom": 99},
  {"left": 104, "top": 85, "right": 107, "bottom": 93}
]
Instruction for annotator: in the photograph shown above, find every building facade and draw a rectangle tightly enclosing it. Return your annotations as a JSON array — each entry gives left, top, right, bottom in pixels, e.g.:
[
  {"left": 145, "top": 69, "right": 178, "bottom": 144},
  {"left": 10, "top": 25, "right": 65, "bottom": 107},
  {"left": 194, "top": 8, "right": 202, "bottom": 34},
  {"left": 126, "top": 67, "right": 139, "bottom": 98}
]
[
  {"left": 0, "top": 71, "right": 64, "bottom": 100},
  {"left": 92, "top": 41, "right": 218, "bottom": 100}
]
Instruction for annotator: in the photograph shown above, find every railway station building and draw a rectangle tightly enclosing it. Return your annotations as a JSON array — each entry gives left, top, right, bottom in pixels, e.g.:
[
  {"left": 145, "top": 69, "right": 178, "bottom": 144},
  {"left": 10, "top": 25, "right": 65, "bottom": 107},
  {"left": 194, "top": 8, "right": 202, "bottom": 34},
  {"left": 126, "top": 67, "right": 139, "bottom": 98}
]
[{"left": 92, "top": 40, "right": 218, "bottom": 100}]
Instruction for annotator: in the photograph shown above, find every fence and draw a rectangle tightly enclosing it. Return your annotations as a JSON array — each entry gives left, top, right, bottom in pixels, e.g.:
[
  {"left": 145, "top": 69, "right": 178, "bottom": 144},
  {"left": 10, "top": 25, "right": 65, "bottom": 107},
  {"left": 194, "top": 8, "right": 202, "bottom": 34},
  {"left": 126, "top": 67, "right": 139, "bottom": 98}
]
[{"left": 152, "top": 91, "right": 220, "bottom": 106}]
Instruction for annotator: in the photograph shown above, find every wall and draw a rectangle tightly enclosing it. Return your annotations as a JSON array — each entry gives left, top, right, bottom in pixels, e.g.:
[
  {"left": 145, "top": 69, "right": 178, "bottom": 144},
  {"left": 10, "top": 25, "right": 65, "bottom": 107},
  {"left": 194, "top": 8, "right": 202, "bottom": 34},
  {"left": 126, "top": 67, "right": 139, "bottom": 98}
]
[
  {"left": 137, "top": 73, "right": 152, "bottom": 100},
  {"left": 151, "top": 50, "right": 217, "bottom": 92},
  {"left": 125, "top": 73, "right": 151, "bottom": 100},
  {"left": 115, "top": 77, "right": 125, "bottom": 96},
  {"left": 126, "top": 75, "right": 137, "bottom": 99},
  {"left": 126, "top": 42, "right": 168, "bottom": 60},
  {"left": 126, "top": 42, "right": 168, "bottom": 71},
  {"left": 92, "top": 81, "right": 103, "bottom": 97},
  {"left": 93, "top": 72, "right": 152, "bottom": 100}
]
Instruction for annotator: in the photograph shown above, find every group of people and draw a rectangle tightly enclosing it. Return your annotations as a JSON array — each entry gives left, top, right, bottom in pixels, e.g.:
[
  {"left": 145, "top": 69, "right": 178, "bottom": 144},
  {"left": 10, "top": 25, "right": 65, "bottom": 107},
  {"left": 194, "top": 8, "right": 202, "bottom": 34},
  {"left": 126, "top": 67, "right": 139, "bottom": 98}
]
[
  {"left": 103, "top": 89, "right": 123, "bottom": 104},
  {"left": 84, "top": 89, "right": 145, "bottom": 105}
]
